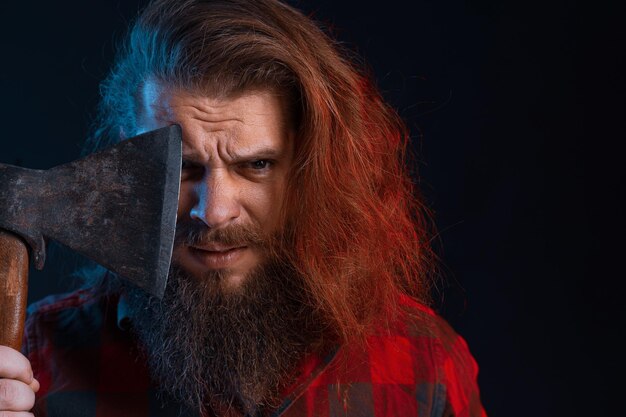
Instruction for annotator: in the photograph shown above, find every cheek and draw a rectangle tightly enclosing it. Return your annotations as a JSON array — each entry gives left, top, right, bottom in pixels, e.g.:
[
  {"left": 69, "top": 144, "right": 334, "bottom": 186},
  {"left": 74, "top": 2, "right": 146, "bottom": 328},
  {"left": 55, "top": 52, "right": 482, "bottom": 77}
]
[{"left": 242, "top": 180, "right": 286, "bottom": 230}]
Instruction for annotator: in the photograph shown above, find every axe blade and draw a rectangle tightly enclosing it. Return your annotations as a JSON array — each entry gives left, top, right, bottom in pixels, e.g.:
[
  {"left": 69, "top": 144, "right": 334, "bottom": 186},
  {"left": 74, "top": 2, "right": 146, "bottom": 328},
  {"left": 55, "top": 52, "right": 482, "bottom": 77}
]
[
  {"left": 45, "top": 125, "right": 183, "bottom": 298},
  {"left": 0, "top": 125, "right": 182, "bottom": 299}
]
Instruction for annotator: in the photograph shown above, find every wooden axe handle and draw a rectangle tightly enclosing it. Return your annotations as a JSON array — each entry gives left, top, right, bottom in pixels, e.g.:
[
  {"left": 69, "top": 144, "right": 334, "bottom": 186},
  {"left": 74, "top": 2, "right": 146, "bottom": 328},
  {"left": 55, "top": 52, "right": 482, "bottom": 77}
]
[{"left": 0, "top": 229, "right": 29, "bottom": 350}]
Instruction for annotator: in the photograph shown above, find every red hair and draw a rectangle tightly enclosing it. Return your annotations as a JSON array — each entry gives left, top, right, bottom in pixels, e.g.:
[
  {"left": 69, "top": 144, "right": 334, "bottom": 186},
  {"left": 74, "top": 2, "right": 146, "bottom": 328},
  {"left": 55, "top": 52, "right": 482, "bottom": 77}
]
[
  {"left": 88, "top": 0, "right": 437, "bottom": 345},
  {"left": 286, "top": 72, "right": 436, "bottom": 344}
]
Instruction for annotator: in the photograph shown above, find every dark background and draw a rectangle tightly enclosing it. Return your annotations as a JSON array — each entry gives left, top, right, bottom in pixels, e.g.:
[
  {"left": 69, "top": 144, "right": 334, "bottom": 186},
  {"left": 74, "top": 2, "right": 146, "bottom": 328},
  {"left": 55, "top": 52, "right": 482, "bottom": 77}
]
[{"left": 1, "top": 1, "right": 624, "bottom": 416}]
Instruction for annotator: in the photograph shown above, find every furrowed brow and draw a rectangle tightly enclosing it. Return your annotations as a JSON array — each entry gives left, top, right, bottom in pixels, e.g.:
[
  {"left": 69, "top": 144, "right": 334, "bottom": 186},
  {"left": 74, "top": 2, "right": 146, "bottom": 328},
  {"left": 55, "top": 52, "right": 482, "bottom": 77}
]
[{"left": 230, "top": 147, "right": 283, "bottom": 161}]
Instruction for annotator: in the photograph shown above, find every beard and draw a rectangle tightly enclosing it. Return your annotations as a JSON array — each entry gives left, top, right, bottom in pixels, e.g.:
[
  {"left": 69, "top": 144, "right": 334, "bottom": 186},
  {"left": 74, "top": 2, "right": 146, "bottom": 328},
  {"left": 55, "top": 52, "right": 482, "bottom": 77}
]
[{"left": 124, "top": 221, "right": 324, "bottom": 415}]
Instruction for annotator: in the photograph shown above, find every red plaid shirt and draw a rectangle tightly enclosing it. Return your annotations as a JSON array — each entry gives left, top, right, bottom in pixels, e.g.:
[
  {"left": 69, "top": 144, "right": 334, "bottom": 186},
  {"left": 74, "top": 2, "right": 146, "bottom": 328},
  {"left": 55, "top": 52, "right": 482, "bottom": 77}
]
[{"left": 23, "top": 288, "right": 486, "bottom": 417}]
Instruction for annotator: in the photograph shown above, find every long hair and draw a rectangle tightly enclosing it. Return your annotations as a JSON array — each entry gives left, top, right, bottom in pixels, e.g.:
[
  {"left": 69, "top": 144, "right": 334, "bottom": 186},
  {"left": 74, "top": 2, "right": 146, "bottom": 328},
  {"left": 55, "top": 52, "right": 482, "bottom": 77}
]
[{"left": 86, "top": 0, "right": 437, "bottom": 345}]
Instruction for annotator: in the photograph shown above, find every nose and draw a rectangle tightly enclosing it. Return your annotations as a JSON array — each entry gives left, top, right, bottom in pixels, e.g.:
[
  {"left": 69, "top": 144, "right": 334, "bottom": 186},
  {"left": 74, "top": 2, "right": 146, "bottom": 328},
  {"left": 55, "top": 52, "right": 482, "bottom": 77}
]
[{"left": 189, "top": 171, "right": 241, "bottom": 228}]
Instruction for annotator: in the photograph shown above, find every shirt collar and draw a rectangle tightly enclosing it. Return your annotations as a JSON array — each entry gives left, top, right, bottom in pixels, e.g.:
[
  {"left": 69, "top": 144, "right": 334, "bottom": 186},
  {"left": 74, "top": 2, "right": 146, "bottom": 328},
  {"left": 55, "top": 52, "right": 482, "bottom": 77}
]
[
  {"left": 271, "top": 345, "right": 340, "bottom": 416},
  {"left": 116, "top": 291, "right": 132, "bottom": 331}
]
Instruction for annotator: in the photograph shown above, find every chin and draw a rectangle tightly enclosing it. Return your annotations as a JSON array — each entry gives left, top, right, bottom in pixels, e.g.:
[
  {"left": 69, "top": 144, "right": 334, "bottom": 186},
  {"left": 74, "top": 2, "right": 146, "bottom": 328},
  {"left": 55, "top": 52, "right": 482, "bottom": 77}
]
[{"left": 219, "top": 271, "right": 249, "bottom": 293}]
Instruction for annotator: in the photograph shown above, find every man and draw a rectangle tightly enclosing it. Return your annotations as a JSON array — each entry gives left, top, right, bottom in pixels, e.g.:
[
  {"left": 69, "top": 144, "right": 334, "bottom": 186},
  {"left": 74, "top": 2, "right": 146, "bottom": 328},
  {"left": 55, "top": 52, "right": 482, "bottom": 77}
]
[{"left": 0, "top": 0, "right": 485, "bottom": 416}]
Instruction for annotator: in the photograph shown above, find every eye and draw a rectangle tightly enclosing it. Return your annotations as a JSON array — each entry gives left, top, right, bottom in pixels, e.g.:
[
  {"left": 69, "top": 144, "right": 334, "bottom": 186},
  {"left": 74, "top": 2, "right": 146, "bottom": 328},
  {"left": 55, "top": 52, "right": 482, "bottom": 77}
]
[
  {"left": 180, "top": 160, "right": 203, "bottom": 180},
  {"left": 248, "top": 160, "right": 272, "bottom": 170},
  {"left": 238, "top": 159, "right": 275, "bottom": 178}
]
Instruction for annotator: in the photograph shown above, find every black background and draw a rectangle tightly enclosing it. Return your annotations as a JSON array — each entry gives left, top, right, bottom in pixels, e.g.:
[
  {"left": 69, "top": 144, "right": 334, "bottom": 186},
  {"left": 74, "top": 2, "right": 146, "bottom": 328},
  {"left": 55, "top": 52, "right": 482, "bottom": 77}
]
[{"left": 1, "top": 1, "right": 624, "bottom": 416}]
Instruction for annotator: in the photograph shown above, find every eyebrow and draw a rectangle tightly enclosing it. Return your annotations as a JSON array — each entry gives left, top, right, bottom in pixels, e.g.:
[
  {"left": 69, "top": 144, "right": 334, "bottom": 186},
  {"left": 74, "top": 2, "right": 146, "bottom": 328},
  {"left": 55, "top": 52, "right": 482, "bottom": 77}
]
[{"left": 229, "top": 147, "right": 283, "bottom": 161}]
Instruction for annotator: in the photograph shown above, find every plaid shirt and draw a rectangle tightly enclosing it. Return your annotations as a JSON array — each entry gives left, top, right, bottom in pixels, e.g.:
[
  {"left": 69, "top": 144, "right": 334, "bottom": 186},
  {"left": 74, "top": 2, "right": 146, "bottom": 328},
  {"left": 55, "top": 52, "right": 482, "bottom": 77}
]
[{"left": 23, "top": 288, "right": 486, "bottom": 417}]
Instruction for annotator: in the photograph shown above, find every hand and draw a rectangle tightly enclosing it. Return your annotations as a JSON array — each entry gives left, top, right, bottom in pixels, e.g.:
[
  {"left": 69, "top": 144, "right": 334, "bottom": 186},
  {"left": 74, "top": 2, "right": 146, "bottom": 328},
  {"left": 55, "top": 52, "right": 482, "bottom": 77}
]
[{"left": 0, "top": 345, "right": 39, "bottom": 416}]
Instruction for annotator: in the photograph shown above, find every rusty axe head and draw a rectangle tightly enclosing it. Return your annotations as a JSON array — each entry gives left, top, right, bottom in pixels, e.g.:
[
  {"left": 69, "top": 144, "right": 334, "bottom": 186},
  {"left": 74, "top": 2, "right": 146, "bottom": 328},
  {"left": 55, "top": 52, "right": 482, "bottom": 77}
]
[{"left": 0, "top": 125, "right": 182, "bottom": 298}]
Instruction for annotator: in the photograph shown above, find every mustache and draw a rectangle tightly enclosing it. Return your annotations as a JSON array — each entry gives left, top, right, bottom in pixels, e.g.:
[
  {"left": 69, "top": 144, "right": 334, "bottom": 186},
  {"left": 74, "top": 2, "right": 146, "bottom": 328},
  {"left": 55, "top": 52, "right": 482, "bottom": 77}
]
[{"left": 174, "top": 220, "right": 266, "bottom": 248}]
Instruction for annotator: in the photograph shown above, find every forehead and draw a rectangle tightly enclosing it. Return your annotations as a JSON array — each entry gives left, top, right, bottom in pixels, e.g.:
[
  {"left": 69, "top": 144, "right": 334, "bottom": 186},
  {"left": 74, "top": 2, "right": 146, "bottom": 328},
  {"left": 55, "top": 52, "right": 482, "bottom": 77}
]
[{"left": 138, "top": 80, "right": 291, "bottom": 133}]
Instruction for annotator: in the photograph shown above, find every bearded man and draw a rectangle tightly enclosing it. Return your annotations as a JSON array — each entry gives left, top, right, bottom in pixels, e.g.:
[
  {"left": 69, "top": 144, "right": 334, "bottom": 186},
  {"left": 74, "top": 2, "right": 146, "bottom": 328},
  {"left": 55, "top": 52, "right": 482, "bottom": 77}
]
[{"left": 0, "top": 0, "right": 486, "bottom": 416}]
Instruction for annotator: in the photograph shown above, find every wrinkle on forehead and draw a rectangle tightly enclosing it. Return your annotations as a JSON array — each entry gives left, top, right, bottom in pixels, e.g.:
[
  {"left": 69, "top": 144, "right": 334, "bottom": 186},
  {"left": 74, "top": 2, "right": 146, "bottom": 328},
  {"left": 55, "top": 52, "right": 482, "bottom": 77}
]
[
  {"left": 142, "top": 81, "right": 245, "bottom": 125},
  {"left": 139, "top": 79, "right": 291, "bottom": 131}
]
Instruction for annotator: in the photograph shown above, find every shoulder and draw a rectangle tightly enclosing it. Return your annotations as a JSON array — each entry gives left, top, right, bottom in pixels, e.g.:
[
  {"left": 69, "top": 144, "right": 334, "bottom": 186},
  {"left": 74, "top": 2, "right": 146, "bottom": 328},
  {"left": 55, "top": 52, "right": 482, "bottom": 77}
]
[
  {"left": 23, "top": 286, "right": 108, "bottom": 347},
  {"left": 356, "top": 294, "right": 486, "bottom": 416},
  {"left": 25, "top": 287, "right": 115, "bottom": 340},
  {"left": 309, "top": 295, "right": 486, "bottom": 416},
  {"left": 367, "top": 294, "right": 474, "bottom": 355},
  {"left": 385, "top": 294, "right": 486, "bottom": 416},
  {"left": 394, "top": 294, "right": 475, "bottom": 357}
]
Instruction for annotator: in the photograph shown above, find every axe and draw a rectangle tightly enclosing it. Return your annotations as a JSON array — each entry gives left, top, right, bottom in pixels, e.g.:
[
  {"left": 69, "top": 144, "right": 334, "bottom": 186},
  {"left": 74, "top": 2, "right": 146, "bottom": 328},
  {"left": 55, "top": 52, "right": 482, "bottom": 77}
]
[{"left": 0, "top": 125, "right": 182, "bottom": 350}]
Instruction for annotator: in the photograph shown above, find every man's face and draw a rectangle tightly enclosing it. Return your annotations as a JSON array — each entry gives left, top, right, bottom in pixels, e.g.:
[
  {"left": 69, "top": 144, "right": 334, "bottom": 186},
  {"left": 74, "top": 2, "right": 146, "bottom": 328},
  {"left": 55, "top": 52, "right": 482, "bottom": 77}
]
[{"left": 136, "top": 81, "right": 294, "bottom": 293}]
